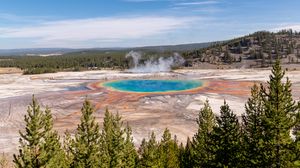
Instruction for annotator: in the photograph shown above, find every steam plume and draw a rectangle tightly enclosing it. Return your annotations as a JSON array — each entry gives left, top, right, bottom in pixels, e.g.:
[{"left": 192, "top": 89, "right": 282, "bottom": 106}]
[{"left": 125, "top": 51, "right": 185, "bottom": 73}]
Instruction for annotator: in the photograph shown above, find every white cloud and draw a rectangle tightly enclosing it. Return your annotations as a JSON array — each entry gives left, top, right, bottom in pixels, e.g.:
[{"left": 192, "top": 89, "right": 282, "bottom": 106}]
[
  {"left": 191, "top": 7, "right": 222, "bottom": 13},
  {"left": 175, "top": 1, "right": 219, "bottom": 6},
  {"left": 0, "top": 16, "right": 196, "bottom": 47},
  {"left": 272, "top": 24, "right": 300, "bottom": 32}
]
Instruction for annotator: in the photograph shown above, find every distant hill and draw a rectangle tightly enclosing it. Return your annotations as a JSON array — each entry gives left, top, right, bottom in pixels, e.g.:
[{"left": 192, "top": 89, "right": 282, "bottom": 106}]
[
  {"left": 182, "top": 29, "right": 300, "bottom": 69},
  {"left": 133, "top": 42, "right": 213, "bottom": 52},
  {"left": 0, "top": 42, "right": 212, "bottom": 56},
  {"left": 0, "top": 48, "right": 79, "bottom": 56}
]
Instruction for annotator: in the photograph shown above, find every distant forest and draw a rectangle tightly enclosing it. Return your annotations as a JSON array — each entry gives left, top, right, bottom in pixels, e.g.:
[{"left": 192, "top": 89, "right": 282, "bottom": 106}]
[
  {"left": 0, "top": 51, "right": 129, "bottom": 74},
  {"left": 0, "top": 50, "right": 179, "bottom": 74},
  {"left": 1, "top": 29, "right": 300, "bottom": 74}
]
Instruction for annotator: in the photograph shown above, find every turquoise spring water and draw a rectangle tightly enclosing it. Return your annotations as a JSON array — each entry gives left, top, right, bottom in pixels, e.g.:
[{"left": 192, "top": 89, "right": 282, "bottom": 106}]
[{"left": 103, "top": 79, "right": 203, "bottom": 93}]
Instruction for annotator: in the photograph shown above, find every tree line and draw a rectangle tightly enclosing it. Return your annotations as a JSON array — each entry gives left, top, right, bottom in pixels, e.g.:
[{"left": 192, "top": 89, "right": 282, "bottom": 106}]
[
  {"left": 12, "top": 60, "right": 300, "bottom": 167},
  {"left": 0, "top": 50, "right": 178, "bottom": 75},
  {"left": 0, "top": 51, "right": 129, "bottom": 74},
  {"left": 182, "top": 29, "right": 300, "bottom": 67}
]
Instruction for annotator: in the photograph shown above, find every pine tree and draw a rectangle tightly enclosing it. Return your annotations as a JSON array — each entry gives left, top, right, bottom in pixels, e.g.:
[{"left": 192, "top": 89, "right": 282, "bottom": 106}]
[
  {"left": 192, "top": 100, "right": 216, "bottom": 167},
  {"left": 123, "top": 124, "right": 138, "bottom": 168},
  {"left": 101, "top": 109, "right": 124, "bottom": 167},
  {"left": 42, "top": 108, "right": 69, "bottom": 168},
  {"left": 63, "top": 131, "right": 75, "bottom": 167},
  {"left": 211, "top": 101, "right": 242, "bottom": 167},
  {"left": 242, "top": 84, "right": 265, "bottom": 167},
  {"left": 180, "top": 137, "right": 193, "bottom": 168},
  {"left": 159, "top": 128, "right": 180, "bottom": 168},
  {"left": 70, "top": 99, "right": 101, "bottom": 168},
  {"left": 178, "top": 143, "right": 186, "bottom": 168},
  {"left": 138, "top": 132, "right": 161, "bottom": 168},
  {"left": 42, "top": 130, "right": 69, "bottom": 167},
  {"left": 269, "top": 49, "right": 273, "bottom": 66},
  {"left": 13, "top": 95, "right": 66, "bottom": 168},
  {"left": 100, "top": 109, "right": 137, "bottom": 167},
  {"left": 260, "top": 59, "right": 298, "bottom": 167},
  {"left": 261, "top": 51, "right": 266, "bottom": 67},
  {"left": 293, "top": 104, "right": 300, "bottom": 166}
]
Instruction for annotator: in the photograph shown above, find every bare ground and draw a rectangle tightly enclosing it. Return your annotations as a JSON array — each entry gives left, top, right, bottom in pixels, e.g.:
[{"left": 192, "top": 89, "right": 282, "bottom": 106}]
[{"left": 1, "top": 68, "right": 300, "bottom": 158}]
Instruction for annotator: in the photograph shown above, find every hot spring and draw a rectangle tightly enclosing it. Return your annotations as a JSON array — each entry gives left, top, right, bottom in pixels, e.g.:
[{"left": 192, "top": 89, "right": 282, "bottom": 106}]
[{"left": 102, "top": 79, "right": 203, "bottom": 93}]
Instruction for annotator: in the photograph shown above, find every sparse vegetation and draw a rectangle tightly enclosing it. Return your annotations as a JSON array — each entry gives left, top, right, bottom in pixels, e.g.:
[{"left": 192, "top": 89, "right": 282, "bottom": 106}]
[
  {"left": 183, "top": 29, "right": 300, "bottom": 68},
  {"left": 0, "top": 153, "right": 9, "bottom": 168}
]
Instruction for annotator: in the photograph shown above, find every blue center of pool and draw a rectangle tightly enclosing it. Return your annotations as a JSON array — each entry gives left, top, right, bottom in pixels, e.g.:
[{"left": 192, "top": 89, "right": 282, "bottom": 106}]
[{"left": 103, "top": 80, "right": 203, "bottom": 93}]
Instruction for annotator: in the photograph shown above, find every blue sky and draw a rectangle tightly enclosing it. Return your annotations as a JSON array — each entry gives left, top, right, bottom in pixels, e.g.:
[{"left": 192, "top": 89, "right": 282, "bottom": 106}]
[{"left": 0, "top": 0, "right": 300, "bottom": 49}]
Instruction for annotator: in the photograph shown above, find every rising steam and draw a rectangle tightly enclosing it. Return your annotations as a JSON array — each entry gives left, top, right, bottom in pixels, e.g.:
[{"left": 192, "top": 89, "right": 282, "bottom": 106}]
[{"left": 125, "top": 51, "right": 185, "bottom": 73}]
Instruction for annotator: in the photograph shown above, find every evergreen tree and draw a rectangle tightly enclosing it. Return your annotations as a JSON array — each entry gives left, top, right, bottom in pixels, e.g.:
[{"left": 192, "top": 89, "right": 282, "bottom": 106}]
[
  {"left": 211, "top": 101, "right": 242, "bottom": 167},
  {"left": 100, "top": 109, "right": 137, "bottom": 167},
  {"left": 101, "top": 109, "right": 124, "bottom": 167},
  {"left": 180, "top": 137, "right": 193, "bottom": 168},
  {"left": 260, "top": 59, "right": 298, "bottom": 167},
  {"left": 70, "top": 99, "right": 101, "bottom": 168},
  {"left": 192, "top": 100, "right": 216, "bottom": 167},
  {"left": 269, "top": 49, "right": 273, "bottom": 65},
  {"left": 159, "top": 128, "right": 180, "bottom": 168},
  {"left": 261, "top": 54, "right": 266, "bottom": 67},
  {"left": 42, "top": 130, "right": 69, "bottom": 168},
  {"left": 13, "top": 95, "right": 66, "bottom": 168},
  {"left": 138, "top": 132, "right": 161, "bottom": 168},
  {"left": 242, "top": 84, "right": 265, "bottom": 167},
  {"left": 63, "top": 131, "right": 75, "bottom": 167},
  {"left": 224, "top": 50, "right": 232, "bottom": 63},
  {"left": 42, "top": 108, "right": 69, "bottom": 168},
  {"left": 123, "top": 124, "right": 138, "bottom": 168},
  {"left": 293, "top": 106, "right": 300, "bottom": 166},
  {"left": 178, "top": 143, "right": 186, "bottom": 168}
]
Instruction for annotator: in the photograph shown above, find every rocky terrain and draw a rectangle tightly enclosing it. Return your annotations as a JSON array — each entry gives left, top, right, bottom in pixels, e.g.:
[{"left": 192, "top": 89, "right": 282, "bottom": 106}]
[{"left": 183, "top": 30, "right": 300, "bottom": 69}]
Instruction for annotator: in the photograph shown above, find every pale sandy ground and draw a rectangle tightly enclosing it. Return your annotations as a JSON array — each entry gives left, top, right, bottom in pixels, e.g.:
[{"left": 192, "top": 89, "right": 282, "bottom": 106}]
[
  {"left": 0, "top": 67, "right": 22, "bottom": 74},
  {"left": 0, "top": 68, "right": 300, "bottom": 157},
  {"left": 0, "top": 70, "right": 173, "bottom": 98},
  {"left": 175, "top": 68, "right": 300, "bottom": 83}
]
